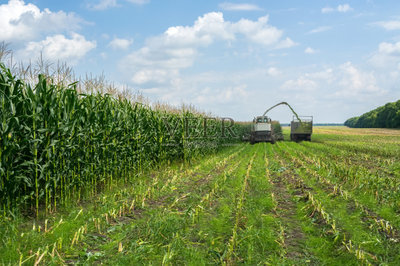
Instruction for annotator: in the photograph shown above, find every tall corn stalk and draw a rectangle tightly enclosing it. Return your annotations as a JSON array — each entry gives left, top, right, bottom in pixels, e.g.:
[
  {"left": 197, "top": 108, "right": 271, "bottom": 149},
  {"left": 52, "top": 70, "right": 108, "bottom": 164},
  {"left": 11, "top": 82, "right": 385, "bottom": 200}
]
[{"left": 0, "top": 63, "right": 247, "bottom": 217}]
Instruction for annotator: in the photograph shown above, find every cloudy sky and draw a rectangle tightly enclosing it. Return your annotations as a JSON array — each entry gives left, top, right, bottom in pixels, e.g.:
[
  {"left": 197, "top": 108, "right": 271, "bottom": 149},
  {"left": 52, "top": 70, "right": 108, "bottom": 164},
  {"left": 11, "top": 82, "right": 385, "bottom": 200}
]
[{"left": 1, "top": 0, "right": 400, "bottom": 122}]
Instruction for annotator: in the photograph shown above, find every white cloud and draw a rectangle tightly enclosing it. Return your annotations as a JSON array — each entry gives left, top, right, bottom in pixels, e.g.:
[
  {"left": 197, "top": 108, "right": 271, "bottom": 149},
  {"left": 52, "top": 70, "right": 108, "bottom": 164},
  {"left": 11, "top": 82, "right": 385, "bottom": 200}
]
[
  {"left": 378, "top": 42, "right": 400, "bottom": 55},
  {"left": 88, "top": 0, "right": 118, "bottom": 10},
  {"left": 194, "top": 85, "right": 248, "bottom": 105},
  {"left": 304, "top": 47, "right": 317, "bottom": 54},
  {"left": 282, "top": 77, "right": 318, "bottom": 92},
  {"left": 161, "top": 12, "right": 235, "bottom": 47},
  {"left": 19, "top": 33, "right": 96, "bottom": 65},
  {"left": 125, "top": 0, "right": 149, "bottom": 4},
  {"left": 307, "top": 26, "right": 332, "bottom": 34},
  {"left": 276, "top": 37, "right": 298, "bottom": 49},
  {"left": 281, "top": 63, "right": 384, "bottom": 98},
  {"left": 0, "top": 0, "right": 82, "bottom": 42},
  {"left": 337, "top": 4, "right": 352, "bottom": 12},
  {"left": 132, "top": 69, "right": 179, "bottom": 85},
  {"left": 233, "top": 16, "right": 291, "bottom": 46},
  {"left": 109, "top": 37, "right": 133, "bottom": 50},
  {"left": 322, "top": 4, "right": 353, "bottom": 13},
  {"left": 87, "top": 0, "right": 149, "bottom": 10},
  {"left": 306, "top": 68, "right": 334, "bottom": 81},
  {"left": 321, "top": 7, "right": 335, "bottom": 13},
  {"left": 219, "top": 2, "right": 262, "bottom": 11},
  {"left": 369, "top": 41, "right": 400, "bottom": 70},
  {"left": 372, "top": 20, "right": 400, "bottom": 31},
  {"left": 336, "top": 62, "right": 381, "bottom": 96},
  {"left": 267, "top": 67, "right": 281, "bottom": 76},
  {"left": 120, "top": 12, "right": 295, "bottom": 85}
]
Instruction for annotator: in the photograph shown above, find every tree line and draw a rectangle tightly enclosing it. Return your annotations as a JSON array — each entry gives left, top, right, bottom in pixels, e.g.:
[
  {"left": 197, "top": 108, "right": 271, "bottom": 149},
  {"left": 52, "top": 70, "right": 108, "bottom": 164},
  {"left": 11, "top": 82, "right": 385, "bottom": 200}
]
[{"left": 344, "top": 99, "right": 400, "bottom": 128}]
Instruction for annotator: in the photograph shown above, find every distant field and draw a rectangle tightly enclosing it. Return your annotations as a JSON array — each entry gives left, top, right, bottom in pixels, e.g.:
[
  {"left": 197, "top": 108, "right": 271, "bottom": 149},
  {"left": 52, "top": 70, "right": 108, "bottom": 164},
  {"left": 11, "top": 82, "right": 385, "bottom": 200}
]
[
  {"left": 312, "top": 126, "right": 400, "bottom": 136},
  {"left": 285, "top": 125, "right": 400, "bottom": 135},
  {"left": 1, "top": 127, "right": 400, "bottom": 264}
]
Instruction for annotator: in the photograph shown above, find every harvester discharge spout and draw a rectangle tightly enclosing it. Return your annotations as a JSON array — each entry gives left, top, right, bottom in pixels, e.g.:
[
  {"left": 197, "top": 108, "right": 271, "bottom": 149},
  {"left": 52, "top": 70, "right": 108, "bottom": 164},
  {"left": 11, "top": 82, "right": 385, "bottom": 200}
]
[{"left": 262, "top": 101, "right": 302, "bottom": 122}]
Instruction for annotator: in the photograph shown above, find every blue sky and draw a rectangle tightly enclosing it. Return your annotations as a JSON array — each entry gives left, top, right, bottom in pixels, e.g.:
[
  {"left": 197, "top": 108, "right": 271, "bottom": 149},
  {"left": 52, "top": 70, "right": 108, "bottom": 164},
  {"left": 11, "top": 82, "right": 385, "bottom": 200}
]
[{"left": 1, "top": 0, "right": 400, "bottom": 122}]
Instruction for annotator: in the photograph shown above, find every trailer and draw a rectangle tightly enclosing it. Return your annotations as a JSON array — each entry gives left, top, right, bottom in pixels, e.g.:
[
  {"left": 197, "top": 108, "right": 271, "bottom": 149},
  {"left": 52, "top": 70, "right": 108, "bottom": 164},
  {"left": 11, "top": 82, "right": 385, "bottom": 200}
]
[{"left": 290, "top": 116, "right": 313, "bottom": 141}]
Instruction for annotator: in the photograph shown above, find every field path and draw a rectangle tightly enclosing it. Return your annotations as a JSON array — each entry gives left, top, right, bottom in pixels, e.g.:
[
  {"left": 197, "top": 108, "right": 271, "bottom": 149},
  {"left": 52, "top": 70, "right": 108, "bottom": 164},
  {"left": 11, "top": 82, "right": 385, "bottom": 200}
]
[{"left": 270, "top": 168, "right": 306, "bottom": 260}]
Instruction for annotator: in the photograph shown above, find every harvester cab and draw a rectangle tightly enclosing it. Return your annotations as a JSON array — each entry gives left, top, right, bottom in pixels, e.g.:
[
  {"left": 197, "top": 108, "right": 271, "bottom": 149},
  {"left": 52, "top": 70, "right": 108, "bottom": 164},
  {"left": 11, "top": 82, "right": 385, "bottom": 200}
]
[
  {"left": 250, "top": 115, "right": 275, "bottom": 144},
  {"left": 249, "top": 102, "right": 293, "bottom": 145}
]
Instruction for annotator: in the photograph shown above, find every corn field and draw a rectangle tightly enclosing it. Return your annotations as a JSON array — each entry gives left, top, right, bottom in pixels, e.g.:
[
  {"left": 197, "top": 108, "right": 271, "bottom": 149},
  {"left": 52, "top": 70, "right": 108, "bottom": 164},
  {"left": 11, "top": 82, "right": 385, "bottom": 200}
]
[
  {"left": 2, "top": 126, "right": 400, "bottom": 264},
  {"left": 0, "top": 63, "right": 245, "bottom": 217}
]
